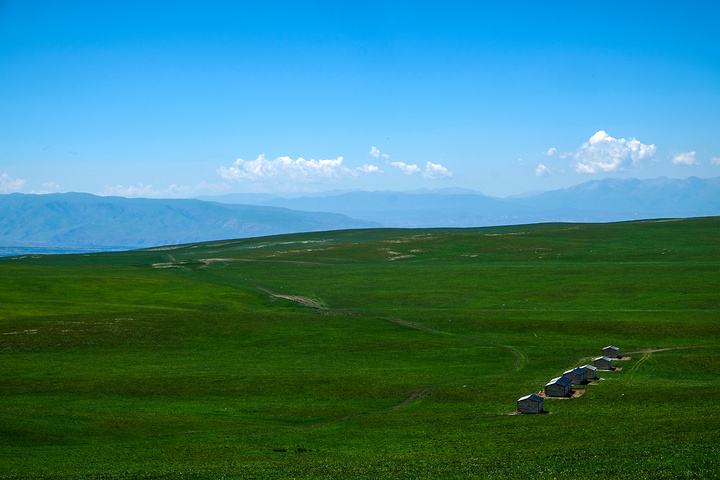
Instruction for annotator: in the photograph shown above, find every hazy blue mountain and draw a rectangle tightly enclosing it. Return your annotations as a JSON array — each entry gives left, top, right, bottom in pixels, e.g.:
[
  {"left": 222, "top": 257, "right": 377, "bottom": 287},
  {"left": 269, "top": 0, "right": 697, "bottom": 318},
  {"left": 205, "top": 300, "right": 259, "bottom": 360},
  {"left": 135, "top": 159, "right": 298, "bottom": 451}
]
[
  {"left": 2, "top": 177, "right": 717, "bottom": 256},
  {"left": 258, "top": 191, "right": 519, "bottom": 227},
  {"left": 0, "top": 192, "right": 380, "bottom": 254},
  {"left": 205, "top": 176, "right": 720, "bottom": 227},
  {"left": 512, "top": 176, "right": 720, "bottom": 222},
  {"left": 195, "top": 192, "right": 282, "bottom": 204}
]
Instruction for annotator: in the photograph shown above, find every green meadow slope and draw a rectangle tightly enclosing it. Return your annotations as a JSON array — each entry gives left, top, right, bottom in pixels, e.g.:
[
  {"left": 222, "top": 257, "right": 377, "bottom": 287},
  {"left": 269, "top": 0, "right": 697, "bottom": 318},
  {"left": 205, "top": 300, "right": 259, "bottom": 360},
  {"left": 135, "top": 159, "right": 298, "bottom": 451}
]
[{"left": 1, "top": 218, "right": 719, "bottom": 478}]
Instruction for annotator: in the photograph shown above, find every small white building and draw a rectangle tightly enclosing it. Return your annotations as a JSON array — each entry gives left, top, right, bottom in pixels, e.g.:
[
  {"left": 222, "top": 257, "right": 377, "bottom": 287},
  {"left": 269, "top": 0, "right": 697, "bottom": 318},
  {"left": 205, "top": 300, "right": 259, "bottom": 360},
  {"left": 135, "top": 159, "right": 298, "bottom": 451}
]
[
  {"left": 562, "top": 367, "right": 588, "bottom": 385},
  {"left": 544, "top": 376, "right": 572, "bottom": 397},
  {"left": 603, "top": 345, "right": 620, "bottom": 358},
  {"left": 517, "top": 394, "right": 544, "bottom": 414},
  {"left": 594, "top": 355, "right": 613, "bottom": 370},
  {"left": 582, "top": 364, "right": 597, "bottom": 380}
]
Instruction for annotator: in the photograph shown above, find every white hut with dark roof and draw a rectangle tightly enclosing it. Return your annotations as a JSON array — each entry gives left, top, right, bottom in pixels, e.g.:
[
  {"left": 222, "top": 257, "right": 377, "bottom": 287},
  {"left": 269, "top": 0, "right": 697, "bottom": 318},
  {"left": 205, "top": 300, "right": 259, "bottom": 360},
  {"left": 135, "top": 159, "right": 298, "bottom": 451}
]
[
  {"left": 544, "top": 376, "right": 572, "bottom": 397},
  {"left": 594, "top": 355, "right": 613, "bottom": 370},
  {"left": 562, "top": 367, "right": 588, "bottom": 385},
  {"left": 582, "top": 364, "right": 597, "bottom": 380},
  {"left": 517, "top": 394, "right": 544, "bottom": 414},
  {"left": 603, "top": 345, "right": 620, "bottom": 358}
]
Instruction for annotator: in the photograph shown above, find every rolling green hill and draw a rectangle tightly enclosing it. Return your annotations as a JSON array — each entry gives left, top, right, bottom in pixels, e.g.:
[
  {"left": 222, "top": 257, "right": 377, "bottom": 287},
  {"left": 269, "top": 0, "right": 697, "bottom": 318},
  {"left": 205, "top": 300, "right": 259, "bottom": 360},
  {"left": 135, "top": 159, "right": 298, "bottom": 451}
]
[{"left": 1, "top": 218, "right": 719, "bottom": 478}]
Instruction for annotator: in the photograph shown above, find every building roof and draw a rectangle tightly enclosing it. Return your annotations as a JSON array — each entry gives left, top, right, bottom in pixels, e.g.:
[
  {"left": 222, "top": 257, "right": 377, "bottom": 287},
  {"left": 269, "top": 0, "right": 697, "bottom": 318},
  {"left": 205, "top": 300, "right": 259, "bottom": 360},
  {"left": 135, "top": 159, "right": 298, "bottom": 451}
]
[
  {"left": 582, "top": 364, "right": 597, "bottom": 371},
  {"left": 518, "top": 394, "right": 543, "bottom": 403},
  {"left": 594, "top": 356, "right": 612, "bottom": 362},
  {"left": 603, "top": 345, "right": 619, "bottom": 351},
  {"left": 546, "top": 376, "right": 572, "bottom": 387},
  {"left": 563, "top": 367, "right": 587, "bottom": 376}
]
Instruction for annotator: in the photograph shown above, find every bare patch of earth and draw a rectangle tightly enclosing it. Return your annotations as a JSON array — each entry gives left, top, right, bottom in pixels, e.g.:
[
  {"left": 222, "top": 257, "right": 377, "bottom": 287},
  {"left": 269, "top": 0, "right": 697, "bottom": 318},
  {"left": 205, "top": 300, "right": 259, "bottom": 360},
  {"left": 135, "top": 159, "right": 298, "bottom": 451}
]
[
  {"left": 538, "top": 389, "right": 587, "bottom": 400},
  {"left": 260, "top": 288, "right": 326, "bottom": 311},
  {"left": 2, "top": 329, "right": 37, "bottom": 336},
  {"left": 144, "top": 245, "right": 185, "bottom": 251},
  {"left": 274, "top": 294, "right": 325, "bottom": 310},
  {"left": 198, "top": 258, "right": 238, "bottom": 266},
  {"left": 508, "top": 411, "right": 551, "bottom": 415},
  {"left": 386, "top": 318, "right": 446, "bottom": 335}
]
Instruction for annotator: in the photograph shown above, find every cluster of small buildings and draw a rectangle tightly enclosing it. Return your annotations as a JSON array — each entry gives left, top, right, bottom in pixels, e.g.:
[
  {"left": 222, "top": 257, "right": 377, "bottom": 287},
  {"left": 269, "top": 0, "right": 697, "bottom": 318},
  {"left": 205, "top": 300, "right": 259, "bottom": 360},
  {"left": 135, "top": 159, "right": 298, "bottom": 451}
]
[{"left": 517, "top": 345, "right": 620, "bottom": 414}]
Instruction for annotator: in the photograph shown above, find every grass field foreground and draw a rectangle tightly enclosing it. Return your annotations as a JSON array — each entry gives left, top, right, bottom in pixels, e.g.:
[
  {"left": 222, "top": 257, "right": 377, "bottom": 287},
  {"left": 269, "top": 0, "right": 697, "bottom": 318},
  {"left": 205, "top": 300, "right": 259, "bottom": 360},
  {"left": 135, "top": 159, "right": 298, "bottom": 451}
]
[{"left": 1, "top": 218, "right": 719, "bottom": 478}]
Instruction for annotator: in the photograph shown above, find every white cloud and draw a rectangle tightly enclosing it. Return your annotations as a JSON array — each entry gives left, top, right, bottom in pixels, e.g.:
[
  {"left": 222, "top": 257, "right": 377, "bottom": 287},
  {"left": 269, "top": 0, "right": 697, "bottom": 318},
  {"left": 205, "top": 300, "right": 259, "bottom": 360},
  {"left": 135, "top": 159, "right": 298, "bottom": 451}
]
[
  {"left": 357, "top": 164, "right": 383, "bottom": 174},
  {"left": 546, "top": 147, "right": 557, "bottom": 156},
  {"left": 572, "top": 130, "right": 656, "bottom": 173},
  {"left": 536, "top": 164, "right": 551, "bottom": 177},
  {"left": 711, "top": 156, "right": 720, "bottom": 166},
  {"left": 389, "top": 161, "right": 451, "bottom": 179},
  {"left": 30, "top": 182, "right": 62, "bottom": 194},
  {"left": 423, "top": 162, "right": 452, "bottom": 179},
  {"left": 0, "top": 172, "right": 26, "bottom": 193},
  {"left": 370, "top": 146, "right": 389, "bottom": 159},
  {"left": 99, "top": 183, "right": 206, "bottom": 198},
  {"left": 390, "top": 161, "right": 421, "bottom": 175},
  {"left": 100, "top": 183, "right": 158, "bottom": 197},
  {"left": 218, "top": 154, "right": 364, "bottom": 184},
  {"left": 672, "top": 151, "right": 699, "bottom": 166},
  {"left": 99, "top": 182, "right": 233, "bottom": 199}
]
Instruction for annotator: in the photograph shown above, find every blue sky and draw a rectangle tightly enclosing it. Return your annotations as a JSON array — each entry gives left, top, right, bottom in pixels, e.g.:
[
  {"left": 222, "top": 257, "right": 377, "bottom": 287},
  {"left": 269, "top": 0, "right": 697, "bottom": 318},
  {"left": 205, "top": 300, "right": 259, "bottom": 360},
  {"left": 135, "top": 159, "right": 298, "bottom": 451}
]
[{"left": 1, "top": 1, "right": 719, "bottom": 198}]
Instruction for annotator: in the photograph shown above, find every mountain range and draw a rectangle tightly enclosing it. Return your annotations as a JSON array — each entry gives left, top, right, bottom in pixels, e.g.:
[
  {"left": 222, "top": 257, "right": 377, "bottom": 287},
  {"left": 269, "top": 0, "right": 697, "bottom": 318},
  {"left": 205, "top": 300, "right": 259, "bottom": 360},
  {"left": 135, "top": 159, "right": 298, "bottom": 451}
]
[
  {"left": 1, "top": 176, "right": 718, "bottom": 255},
  {"left": 0, "top": 193, "right": 379, "bottom": 256},
  {"left": 204, "top": 176, "right": 720, "bottom": 227}
]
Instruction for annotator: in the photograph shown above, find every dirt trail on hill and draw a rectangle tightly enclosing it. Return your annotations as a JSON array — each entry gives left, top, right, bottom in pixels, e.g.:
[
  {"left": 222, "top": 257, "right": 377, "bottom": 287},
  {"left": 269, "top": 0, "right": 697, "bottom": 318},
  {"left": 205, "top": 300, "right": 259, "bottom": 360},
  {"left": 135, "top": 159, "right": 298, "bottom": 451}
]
[
  {"left": 625, "top": 346, "right": 708, "bottom": 355},
  {"left": 259, "top": 288, "right": 527, "bottom": 429},
  {"left": 496, "top": 345, "right": 526, "bottom": 374},
  {"left": 303, "top": 317, "right": 526, "bottom": 429},
  {"left": 386, "top": 318, "right": 452, "bottom": 336},
  {"left": 305, "top": 388, "right": 431, "bottom": 429},
  {"left": 386, "top": 318, "right": 526, "bottom": 375},
  {"left": 259, "top": 288, "right": 327, "bottom": 311},
  {"left": 391, "top": 388, "right": 431, "bottom": 410},
  {"left": 621, "top": 346, "right": 711, "bottom": 375}
]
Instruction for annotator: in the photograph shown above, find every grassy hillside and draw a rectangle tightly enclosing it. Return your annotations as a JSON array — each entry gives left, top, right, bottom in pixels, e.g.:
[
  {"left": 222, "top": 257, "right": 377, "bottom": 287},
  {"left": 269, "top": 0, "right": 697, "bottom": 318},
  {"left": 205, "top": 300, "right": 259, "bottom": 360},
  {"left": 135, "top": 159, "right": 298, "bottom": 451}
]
[{"left": 1, "top": 218, "right": 719, "bottom": 478}]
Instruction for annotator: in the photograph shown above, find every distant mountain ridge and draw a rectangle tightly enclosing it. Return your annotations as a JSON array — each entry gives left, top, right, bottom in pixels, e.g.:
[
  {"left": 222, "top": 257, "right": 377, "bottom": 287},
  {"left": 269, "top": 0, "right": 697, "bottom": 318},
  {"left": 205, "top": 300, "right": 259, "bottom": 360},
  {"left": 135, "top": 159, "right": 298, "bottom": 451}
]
[
  {"left": 511, "top": 176, "right": 720, "bottom": 223},
  {"left": 207, "top": 176, "right": 720, "bottom": 227},
  {"left": 1, "top": 177, "right": 718, "bottom": 255},
  {"left": 0, "top": 193, "right": 380, "bottom": 254}
]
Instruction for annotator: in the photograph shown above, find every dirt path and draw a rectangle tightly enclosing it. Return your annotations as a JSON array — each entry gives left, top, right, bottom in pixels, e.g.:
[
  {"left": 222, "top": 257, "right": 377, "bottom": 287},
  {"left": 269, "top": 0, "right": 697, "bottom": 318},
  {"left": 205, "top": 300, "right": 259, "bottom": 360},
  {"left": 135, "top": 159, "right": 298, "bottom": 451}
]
[
  {"left": 305, "top": 388, "right": 431, "bottom": 429},
  {"left": 252, "top": 294, "right": 523, "bottom": 428},
  {"left": 259, "top": 287, "right": 327, "bottom": 311},
  {"left": 628, "top": 352, "right": 651, "bottom": 374},
  {"left": 304, "top": 318, "right": 526, "bottom": 428},
  {"left": 391, "top": 389, "right": 430, "bottom": 410},
  {"left": 306, "top": 413, "right": 366, "bottom": 429},
  {"left": 386, "top": 318, "right": 452, "bottom": 336},
  {"left": 385, "top": 318, "right": 526, "bottom": 375},
  {"left": 624, "top": 346, "right": 709, "bottom": 355},
  {"left": 496, "top": 345, "right": 526, "bottom": 375},
  {"left": 621, "top": 346, "right": 710, "bottom": 375}
]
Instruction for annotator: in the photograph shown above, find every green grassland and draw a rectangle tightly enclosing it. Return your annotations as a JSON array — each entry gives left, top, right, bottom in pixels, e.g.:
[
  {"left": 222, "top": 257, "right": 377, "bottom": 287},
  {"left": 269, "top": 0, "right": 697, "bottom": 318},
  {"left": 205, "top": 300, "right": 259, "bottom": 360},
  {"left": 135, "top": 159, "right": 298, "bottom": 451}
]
[{"left": 1, "top": 218, "right": 719, "bottom": 478}]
